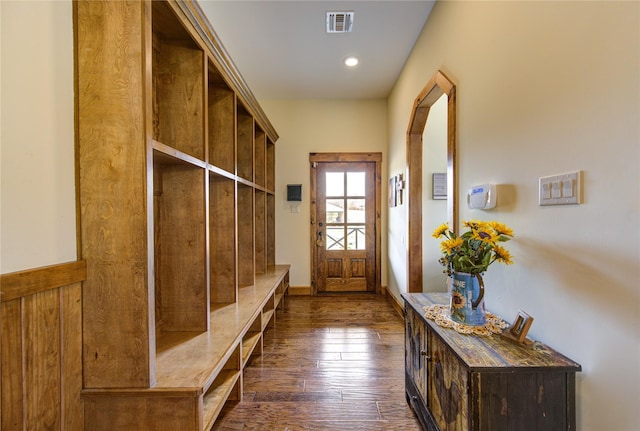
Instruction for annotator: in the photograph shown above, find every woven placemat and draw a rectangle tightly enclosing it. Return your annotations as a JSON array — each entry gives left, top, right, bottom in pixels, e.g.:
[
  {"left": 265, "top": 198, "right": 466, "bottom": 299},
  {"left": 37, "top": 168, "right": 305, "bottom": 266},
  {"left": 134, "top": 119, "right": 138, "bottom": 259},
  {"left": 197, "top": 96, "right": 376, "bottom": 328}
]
[{"left": 423, "top": 304, "right": 509, "bottom": 336}]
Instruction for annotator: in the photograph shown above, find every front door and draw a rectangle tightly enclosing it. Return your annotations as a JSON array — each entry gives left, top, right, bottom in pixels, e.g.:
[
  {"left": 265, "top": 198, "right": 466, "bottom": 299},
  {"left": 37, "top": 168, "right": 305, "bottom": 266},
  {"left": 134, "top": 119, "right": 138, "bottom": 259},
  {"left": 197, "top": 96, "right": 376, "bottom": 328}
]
[{"left": 311, "top": 154, "right": 380, "bottom": 293}]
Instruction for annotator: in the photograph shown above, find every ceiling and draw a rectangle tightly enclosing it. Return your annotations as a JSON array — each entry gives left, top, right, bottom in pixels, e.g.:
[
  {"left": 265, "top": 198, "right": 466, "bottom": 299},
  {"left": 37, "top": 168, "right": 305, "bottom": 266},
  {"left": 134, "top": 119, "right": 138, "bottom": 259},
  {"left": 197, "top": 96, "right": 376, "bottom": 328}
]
[{"left": 198, "top": 1, "right": 436, "bottom": 100}]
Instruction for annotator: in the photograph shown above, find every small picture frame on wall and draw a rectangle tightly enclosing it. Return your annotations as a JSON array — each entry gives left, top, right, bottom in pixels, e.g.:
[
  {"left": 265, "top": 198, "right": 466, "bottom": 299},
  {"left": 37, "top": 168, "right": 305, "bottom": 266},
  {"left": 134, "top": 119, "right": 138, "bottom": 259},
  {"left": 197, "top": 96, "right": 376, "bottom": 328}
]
[
  {"left": 432, "top": 173, "right": 447, "bottom": 200},
  {"left": 388, "top": 176, "right": 397, "bottom": 207},
  {"left": 396, "top": 174, "right": 405, "bottom": 205}
]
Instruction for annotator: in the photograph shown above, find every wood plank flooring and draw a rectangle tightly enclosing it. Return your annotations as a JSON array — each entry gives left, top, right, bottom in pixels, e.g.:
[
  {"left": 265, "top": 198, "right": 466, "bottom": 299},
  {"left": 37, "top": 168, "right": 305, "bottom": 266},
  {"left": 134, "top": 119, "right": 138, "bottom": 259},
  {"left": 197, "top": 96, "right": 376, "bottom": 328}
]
[{"left": 212, "top": 294, "right": 422, "bottom": 431}]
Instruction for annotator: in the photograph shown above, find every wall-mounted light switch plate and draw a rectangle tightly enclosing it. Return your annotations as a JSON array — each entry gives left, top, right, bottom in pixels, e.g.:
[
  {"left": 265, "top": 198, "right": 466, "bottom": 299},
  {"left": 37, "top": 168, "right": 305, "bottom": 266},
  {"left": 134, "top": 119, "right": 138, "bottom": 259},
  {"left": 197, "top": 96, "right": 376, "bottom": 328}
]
[{"left": 539, "top": 170, "right": 581, "bottom": 206}]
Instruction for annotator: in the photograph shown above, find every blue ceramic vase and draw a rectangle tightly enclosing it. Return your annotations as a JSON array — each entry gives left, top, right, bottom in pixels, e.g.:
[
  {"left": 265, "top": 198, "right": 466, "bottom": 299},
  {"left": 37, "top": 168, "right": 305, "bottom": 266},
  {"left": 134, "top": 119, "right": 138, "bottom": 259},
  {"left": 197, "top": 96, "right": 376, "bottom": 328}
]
[{"left": 449, "top": 272, "right": 486, "bottom": 326}]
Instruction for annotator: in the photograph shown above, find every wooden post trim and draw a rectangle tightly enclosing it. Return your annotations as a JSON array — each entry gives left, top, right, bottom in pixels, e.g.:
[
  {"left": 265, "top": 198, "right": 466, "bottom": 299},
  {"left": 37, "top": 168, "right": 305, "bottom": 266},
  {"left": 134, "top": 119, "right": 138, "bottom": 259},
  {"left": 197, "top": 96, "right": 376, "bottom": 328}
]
[{"left": 0, "top": 261, "right": 86, "bottom": 302}]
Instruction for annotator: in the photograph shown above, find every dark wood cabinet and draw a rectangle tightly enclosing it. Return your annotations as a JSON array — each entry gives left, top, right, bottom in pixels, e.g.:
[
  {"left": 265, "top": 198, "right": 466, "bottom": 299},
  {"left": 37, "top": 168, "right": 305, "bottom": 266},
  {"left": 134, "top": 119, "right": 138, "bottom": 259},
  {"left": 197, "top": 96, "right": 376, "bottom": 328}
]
[{"left": 403, "top": 293, "right": 581, "bottom": 431}]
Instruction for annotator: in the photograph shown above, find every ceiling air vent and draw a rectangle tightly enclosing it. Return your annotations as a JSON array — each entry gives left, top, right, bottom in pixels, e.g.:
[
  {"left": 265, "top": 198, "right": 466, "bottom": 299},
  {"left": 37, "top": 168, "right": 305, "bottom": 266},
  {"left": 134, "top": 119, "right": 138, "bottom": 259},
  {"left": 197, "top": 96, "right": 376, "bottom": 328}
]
[{"left": 326, "top": 11, "right": 354, "bottom": 33}]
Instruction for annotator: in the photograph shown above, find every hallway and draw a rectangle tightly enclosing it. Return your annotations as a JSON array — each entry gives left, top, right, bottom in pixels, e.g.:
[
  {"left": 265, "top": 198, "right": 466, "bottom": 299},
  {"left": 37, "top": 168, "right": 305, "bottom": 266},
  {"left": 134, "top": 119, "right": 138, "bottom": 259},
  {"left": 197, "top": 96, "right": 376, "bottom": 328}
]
[{"left": 212, "top": 294, "right": 422, "bottom": 430}]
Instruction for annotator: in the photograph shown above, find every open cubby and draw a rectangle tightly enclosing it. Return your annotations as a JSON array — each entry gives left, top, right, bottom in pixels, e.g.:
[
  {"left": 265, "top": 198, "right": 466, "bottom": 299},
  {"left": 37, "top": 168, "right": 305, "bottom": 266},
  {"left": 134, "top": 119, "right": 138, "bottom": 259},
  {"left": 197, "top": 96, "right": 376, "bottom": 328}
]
[
  {"left": 241, "top": 318, "right": 263, "bottom": 368},
  {"left": 262, "top": 293, "right": 275, "bottom": 332},
  {"left": 202, "top": 345, "right": 241, "bottom": 430},
  {"left": 266, "top": 139, "right": 275, "bottom": 192},
  {"left": 208, "top": 65, "right": 235, "bottom": 174},
  {"left": 209, "top": 172, "right": 237, "bottom": 304},
  {"left": 237, "top": 183, "right": 255, "bottom": 288},
  {"left": 254, "top": 126, "right": 266, "bottom": 187},
  {"left": 267, "top": 193, "right": 276, "bottom": 266},
  {"left": 255, "top": 190, "right": 267, "bottom": 274},
  {"left": 152, "top": 3, "right": 205, "bottom": 160},
  {"left": 153, "top": 152, "right": 208, "bottom": 333},
  {"left": 237, "top": 103, "right": 254, "bottom": 182},
  {"left": 76, "top": 1, "right": 285, "bottom": 429}
]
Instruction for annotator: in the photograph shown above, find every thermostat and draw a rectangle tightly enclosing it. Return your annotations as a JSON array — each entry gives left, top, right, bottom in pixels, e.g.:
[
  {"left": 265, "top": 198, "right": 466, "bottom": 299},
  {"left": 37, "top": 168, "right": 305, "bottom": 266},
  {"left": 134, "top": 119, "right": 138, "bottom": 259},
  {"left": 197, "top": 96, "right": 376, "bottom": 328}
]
[
  {"left": 467, "top": 184, "right": 496, "bottom": 209},
  {"left": 287, "top": 184, "right": 302, "bottom": 202}
]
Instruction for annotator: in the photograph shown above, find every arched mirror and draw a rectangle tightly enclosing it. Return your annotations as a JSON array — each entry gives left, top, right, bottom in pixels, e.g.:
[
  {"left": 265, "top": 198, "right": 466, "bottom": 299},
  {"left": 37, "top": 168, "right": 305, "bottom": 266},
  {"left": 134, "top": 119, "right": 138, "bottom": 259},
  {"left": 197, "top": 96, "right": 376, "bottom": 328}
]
[{"left": 406, "top": 70, "right": 456, "bottom": 293}]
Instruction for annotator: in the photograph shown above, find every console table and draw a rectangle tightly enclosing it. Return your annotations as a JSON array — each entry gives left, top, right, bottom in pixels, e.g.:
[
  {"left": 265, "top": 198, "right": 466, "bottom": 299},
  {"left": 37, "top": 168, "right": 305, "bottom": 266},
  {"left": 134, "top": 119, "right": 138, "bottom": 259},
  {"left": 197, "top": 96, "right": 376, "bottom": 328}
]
[{"left": 403, "top": 293, "right": 581, "bottom": 431}]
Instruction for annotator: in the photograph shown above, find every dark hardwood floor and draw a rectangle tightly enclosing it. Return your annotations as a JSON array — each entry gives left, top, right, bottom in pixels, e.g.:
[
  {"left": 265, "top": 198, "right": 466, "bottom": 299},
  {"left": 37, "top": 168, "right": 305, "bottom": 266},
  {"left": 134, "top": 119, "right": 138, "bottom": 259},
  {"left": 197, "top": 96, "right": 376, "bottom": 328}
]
[{"left": 212, "top": 294, "right": 422, "bottom": 430}]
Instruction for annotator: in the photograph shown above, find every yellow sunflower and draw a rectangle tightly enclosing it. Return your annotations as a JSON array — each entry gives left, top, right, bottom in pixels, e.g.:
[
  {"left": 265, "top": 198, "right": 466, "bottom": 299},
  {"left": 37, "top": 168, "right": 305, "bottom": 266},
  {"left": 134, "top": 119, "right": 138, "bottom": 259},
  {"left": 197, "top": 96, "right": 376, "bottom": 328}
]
[
  {"left": 493, "top": 245, "right": 514, "bottom": 265},
  {"left": 462, "top": 220, "right": 480, "bottom": 230},
  {"left": 451, "top": 291, "right": 466, "bottom": 309},
  {"left": 440, "top": 237, "right": 463, "bottom": 254},
  {"left": 432, "top": 223, "right": 449, "bottom": 238},
  {"left": 472, "top": 229, "right": 497, "bottom": 244},
  {"left": 489, "top": 221, "right": 514, "bottom": 237}
]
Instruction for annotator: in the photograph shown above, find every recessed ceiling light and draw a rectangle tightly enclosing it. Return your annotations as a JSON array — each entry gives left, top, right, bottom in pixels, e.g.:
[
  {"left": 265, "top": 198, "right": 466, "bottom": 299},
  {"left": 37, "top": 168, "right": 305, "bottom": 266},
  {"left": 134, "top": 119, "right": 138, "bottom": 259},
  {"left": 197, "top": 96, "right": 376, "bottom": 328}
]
[{"left": 345, "top": 56, "right": 359, "bottom": 67}]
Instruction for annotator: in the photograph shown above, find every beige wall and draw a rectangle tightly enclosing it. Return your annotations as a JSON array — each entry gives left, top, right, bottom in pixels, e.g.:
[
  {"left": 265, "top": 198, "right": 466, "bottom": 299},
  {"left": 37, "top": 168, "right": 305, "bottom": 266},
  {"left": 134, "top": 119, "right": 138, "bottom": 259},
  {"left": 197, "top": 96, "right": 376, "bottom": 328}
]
[
  {"left": 3, "top": 1, "right": 639, "bottom": 429},
  {"left": 260, "top": 99, "right": 388, "bottom": 288},
  {"left": 387, "top": 1, "right": 639, "bottom": 430},
  {"left": 1, "top": 0, "right": 76, "bottom": 273}
]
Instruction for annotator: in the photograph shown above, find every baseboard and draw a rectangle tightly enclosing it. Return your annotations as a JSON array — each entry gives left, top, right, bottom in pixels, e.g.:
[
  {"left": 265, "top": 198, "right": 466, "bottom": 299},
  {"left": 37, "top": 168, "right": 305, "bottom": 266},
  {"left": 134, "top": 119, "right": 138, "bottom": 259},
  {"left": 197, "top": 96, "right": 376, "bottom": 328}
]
[
  {"left": 383, "top": 287, "right": 405, "bottom": 318},
  {"left": 289, "top": 286, "right": 312, "bottom": 295}
]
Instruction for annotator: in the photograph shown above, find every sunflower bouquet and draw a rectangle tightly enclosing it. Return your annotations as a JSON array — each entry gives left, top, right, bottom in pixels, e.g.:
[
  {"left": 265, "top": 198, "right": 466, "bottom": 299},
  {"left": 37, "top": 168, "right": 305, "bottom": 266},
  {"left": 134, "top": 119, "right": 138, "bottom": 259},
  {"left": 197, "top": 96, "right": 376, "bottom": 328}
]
[{"left": 432, "top": 220, "right": 514, "bottom": 276}]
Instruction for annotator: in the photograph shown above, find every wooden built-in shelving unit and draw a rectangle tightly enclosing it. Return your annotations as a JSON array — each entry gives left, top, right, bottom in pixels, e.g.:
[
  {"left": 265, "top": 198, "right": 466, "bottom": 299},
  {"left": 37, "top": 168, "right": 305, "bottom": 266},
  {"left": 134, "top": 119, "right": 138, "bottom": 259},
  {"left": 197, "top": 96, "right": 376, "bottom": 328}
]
[{"left": 75, "top": 1, "right": 287, "bottom": 429}]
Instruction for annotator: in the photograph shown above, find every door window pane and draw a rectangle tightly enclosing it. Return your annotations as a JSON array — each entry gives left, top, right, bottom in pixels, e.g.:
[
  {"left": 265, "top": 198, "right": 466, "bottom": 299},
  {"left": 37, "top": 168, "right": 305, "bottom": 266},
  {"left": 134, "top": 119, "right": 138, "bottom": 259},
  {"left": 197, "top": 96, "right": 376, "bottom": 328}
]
[
  {"left": 347, "top": 172, "right": 365, "bottom": 196},
  {"left": 326, "top": 172, "right": 344, "bottom": 197},
  {"left": 347, "top": 226, "right": 366, "bottom": 250},
  {"left": 346, "top": 199, "right": 365, "bottom": 223},
  {"left": 326, "top": 199, "right": 344, "bottom": 223},
  {"left": 326, "top": 226, "right": 345, "bottom": 250}
]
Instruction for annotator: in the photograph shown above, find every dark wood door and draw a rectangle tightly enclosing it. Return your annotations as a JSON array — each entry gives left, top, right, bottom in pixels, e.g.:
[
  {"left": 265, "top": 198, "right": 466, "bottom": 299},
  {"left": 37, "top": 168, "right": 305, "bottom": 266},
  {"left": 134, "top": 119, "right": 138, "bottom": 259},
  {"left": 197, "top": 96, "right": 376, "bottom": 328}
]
[{"left": 315, "top": 161, "right": 376, "bottom": 293}]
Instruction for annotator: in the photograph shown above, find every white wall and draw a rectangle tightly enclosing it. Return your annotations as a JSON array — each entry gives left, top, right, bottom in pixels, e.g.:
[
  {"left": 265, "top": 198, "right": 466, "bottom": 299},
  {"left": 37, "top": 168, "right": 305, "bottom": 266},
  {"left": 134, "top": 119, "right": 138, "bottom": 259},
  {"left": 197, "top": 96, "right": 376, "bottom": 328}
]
[
  {"left": 260, "top": 99, "right": 388, "bottom": 288},
  {"left": 0, "top": 0, "right": 76, "bottom": 274},
  {"left": 387, "top": 1, "right": 639, "bottom": 430}
]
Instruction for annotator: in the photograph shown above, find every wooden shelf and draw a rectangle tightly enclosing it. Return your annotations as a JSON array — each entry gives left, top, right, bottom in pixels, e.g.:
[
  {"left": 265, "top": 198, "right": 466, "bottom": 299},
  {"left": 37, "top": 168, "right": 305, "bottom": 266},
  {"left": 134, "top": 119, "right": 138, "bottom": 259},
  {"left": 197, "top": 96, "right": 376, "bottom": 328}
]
[
  {"left": 208, "top": 164, "right": 236, "bottom": 181},
  {"left": 255, "top": 190, "right": 267, "bottom": 274},
  {"left": 208, "top": 64, "right": 235, "bottom": 174},
  {"left": 152, "top": 1, "right": 204, "bottom": 160},
  {"left": 237, "top": 183, "right": 255, "bottom": 287},
  {"left": 202, "top": 369, "right": 241, "bottom": 430},
  {"left": 76, "top": 0, "right": 283, "bottom": 429},
  {"left": 267, "top": 194, "right": 276, "bottom": 266},
  {"left": 274, "top": 292, "right": 284, "bottom": 308},
  {"left": 254, "top": 126, "right": 266, "bottom": 188},
  {"left": 209, "top": 173, "right": 236, "bottom": 304},
  {"left": 242, "top": 331, "right": 262, "bottom": 367},
  {"left": 153, "top": 155, "right": 208, "bottom": 334},
  {"left": 153, "top": 140, "right": 206, "bottom": 168},
  {"left": 237, "top": 103, "right": 254, "bottom": 182},
  {"left": 262, "top": 309, "right": 275, "bottom": 331},
  {"left": 153, "top": 265, "right": 290, "bottom": 389},
  {"left": 266, "top": 139, "right": 275, "bottom": 192}
]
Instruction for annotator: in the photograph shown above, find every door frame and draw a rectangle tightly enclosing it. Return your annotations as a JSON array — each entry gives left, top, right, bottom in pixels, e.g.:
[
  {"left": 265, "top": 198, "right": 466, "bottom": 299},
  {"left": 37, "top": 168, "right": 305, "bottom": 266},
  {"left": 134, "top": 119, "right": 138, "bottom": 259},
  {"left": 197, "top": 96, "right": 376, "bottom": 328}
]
[
  {"left": 309, "top": 152, "right": 382, "bottom": 295},
  {"left": 406, "top": 70, "right": 457, "bottom": 292}
]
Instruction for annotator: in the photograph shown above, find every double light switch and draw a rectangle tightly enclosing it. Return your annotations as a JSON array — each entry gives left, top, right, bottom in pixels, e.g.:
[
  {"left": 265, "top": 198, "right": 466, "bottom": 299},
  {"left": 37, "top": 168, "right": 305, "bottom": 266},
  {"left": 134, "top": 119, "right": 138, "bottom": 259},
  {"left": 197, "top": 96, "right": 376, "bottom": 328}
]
[{"left": 539, "top": 170, "right": 581, "bottom": 206}]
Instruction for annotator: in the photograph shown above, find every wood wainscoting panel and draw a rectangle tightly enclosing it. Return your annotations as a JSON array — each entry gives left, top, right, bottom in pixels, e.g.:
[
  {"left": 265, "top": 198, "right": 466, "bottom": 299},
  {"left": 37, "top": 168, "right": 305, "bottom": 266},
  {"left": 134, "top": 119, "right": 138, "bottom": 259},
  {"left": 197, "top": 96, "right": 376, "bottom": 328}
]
[
  {"left": 0, "top": 261, "right": 85, "bottom": 431},
  {"left": 1, "top": 300, "right": 23, "bottom": 429}
]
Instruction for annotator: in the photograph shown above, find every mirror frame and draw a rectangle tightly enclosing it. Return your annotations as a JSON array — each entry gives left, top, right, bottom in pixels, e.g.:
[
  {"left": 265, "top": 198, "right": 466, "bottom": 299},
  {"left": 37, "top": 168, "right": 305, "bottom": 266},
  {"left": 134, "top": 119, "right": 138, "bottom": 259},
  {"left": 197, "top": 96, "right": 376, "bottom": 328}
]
[{"left": 406, "top": 70, "right": 457, "bottom": 293}]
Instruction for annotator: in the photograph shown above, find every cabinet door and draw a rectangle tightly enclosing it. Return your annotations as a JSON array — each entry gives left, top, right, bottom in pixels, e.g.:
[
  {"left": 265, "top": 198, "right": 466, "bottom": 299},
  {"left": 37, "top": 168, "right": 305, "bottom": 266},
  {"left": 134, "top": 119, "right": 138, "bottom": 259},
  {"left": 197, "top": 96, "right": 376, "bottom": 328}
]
[
  {"left": 428, "top": 334, "right": 469, "bottom": 431},
  {"left": 405, "top": 307, "right": 428, "bottom": 401},
  {"left": 475, "top": 372, "right": 572, "bottom": 431}
]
